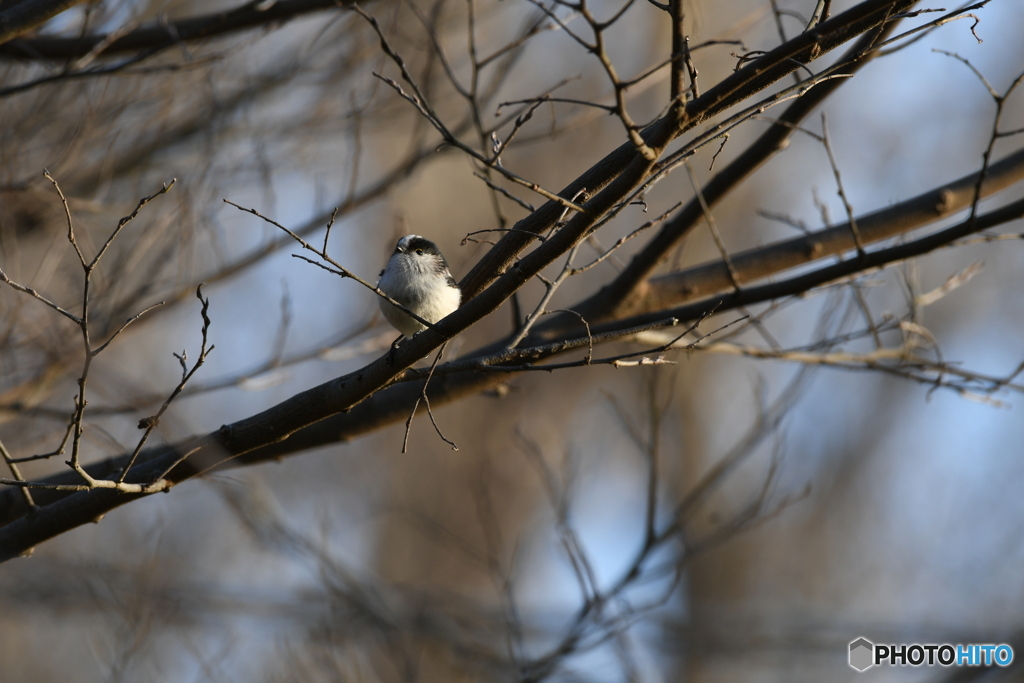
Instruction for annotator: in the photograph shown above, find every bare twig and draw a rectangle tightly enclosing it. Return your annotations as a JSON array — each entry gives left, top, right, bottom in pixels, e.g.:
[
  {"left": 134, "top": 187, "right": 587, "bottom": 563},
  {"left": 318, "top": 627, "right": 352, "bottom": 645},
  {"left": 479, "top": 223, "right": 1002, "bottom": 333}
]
[
  {"left": 119, "top": 285, "right": 215, "bottom": 483},
  {"left": 402, "top": 343, "right": 457, "bottom": 452}
]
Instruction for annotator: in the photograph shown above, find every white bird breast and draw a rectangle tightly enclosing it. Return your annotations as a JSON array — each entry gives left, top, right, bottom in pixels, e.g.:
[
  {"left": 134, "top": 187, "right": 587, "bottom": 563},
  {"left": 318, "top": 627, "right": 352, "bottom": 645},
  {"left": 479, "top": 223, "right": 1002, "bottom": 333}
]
[{"left": 377, "top": 252, "right": 461, "bottom": 337}]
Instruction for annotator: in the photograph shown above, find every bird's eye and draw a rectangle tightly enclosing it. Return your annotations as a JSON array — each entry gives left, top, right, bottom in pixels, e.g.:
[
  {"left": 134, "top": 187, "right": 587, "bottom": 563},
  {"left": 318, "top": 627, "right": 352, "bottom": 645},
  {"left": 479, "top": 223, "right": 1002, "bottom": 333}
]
[{"left": 415, "top": 249, "right": 424, "bottom": 255}]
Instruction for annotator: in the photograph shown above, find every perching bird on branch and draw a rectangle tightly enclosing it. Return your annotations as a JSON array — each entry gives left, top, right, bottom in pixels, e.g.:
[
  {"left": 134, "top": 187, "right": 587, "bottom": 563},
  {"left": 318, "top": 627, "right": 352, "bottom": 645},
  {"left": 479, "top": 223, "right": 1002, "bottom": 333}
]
[{"left": 377, "top": 235, "right": 461, "bottom": 341}]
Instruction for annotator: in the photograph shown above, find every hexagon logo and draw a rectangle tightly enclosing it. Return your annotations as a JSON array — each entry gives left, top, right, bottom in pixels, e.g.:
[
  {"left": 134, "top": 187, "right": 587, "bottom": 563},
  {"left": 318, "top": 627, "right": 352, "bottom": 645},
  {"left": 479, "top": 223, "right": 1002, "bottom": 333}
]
[{"left": 849, "top": 637, "right": 874, "bottom": 672}]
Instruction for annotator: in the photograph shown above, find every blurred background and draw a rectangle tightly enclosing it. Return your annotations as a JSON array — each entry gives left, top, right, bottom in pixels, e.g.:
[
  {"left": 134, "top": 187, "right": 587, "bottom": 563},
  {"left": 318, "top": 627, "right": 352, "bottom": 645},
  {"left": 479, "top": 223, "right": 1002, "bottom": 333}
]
[{"left": 1, "top": 0, "right": 1023, "bottom": 680}]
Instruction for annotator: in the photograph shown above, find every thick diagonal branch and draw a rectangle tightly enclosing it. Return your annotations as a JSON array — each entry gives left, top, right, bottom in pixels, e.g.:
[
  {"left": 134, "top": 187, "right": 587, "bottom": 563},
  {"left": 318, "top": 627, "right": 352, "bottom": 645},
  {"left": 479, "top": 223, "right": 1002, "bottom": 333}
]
[
  {"left": 0, "top": 96, "right": 687, "bottom": 560},
  {"left": 458, "top": 0, "right": 918, "bottom": 300},
  {"left": 631, "top": 147, "right": 1024, "bottom": 317}
]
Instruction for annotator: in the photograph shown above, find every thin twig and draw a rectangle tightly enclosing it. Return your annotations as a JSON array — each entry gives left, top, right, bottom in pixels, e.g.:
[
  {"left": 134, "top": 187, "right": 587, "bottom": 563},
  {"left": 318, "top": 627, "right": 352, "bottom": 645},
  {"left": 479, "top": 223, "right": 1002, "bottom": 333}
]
[
  {"left": 402, "top": 342, "right": 457, "bottom": 452},
  {"left": 119, "top": 285, "right": 215, "bottom": 483}
]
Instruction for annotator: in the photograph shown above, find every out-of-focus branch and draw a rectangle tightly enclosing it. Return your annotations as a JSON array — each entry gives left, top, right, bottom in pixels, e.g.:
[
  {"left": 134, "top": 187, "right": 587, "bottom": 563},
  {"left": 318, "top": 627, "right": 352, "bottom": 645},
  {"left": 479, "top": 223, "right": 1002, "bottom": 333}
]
[
  {"left": 0, "top": 0, "right": 85, "bottom": 47},
  {"left": 0, "top": 0, "right": 352, "bottom": 58},
  {"left": 591, "top": 196, "right": 1024, "bottom": 337},
  {"left": 629, "top": 147, "right": 1024, "bottom": 318}
]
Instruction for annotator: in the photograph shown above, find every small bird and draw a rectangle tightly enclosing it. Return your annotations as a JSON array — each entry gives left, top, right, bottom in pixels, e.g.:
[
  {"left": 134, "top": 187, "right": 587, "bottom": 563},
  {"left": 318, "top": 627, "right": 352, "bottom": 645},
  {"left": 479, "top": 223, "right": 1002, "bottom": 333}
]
[{"left": 377, "top": 235, "right": 461, "bottom": 340}]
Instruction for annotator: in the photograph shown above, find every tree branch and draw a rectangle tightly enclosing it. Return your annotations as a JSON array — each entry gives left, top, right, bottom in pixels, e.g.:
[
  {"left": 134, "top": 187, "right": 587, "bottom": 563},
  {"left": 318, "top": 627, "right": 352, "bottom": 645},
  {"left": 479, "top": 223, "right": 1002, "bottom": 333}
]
[
  {"left": 0, "top": 0, "right": 352, "bottom": 58},
  {"left": 458, "top": 0, "right": 919, "bottom": 301},
  {"left": 633, "top": 147, "right": 1024, "bottom": 317},
  {"left": 0, "top": 0, "right": 85, "bottom": 47}
]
